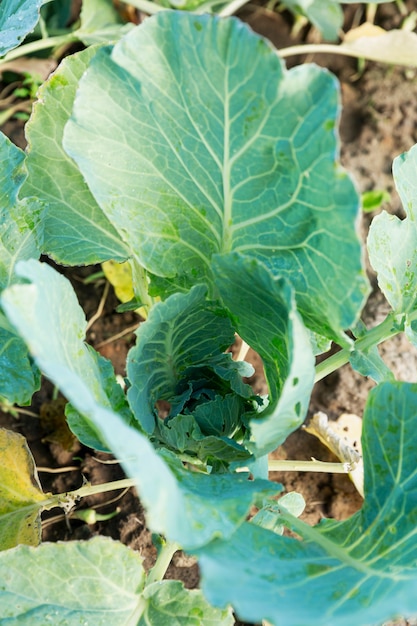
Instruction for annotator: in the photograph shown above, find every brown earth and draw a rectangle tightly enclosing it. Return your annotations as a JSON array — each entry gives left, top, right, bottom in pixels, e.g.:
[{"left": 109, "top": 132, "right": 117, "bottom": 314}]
[{"left": 2, "top": 2, "right": 417, "bottom": 625}]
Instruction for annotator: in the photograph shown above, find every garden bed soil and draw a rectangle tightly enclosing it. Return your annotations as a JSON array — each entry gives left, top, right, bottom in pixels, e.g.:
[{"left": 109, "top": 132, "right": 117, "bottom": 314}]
[{"left": 2, "top": 2, "right": 417, "bottom": 624}]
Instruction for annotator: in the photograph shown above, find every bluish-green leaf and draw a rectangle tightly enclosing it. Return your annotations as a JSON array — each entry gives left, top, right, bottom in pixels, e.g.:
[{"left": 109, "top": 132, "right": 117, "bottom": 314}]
[
  {"left": 154, "top": 413, "right": 251, "bottom": 464},
  {"left": 1, "top": 260, "right": 120, "bottom": 450},
  {"left": 0, "top": 0, "right": 47, "bottom": 56},
  {"left": 65, "top": 345, "right": 135, "bottom": 449},
  {"left": 0, "top": 537, "right": 147, "bottom": 623},
  {"left": 368, "top": 144, "right": 417, "bottom": 316},
  {"left": 0, "top": 133, "right": 40, "bottom": 405},
  {"left": 161, "top": 449, "right": 280, "bottom": 548},
  {"left": 214, "top": 253, "right": 315, "bottom": 455},
  {"left": 1, "top": 260, "right": 280, "bottom": 549},
  {"left": 127, "top": 284, "right": 237, "bottom": 433},
  {"left": 127, "top": 284, "right": 255, "bottom": 463},
  {"left": 0, "top": 427, "right": 46, "bottom": 551},
  {"left": 140, "top": 580, "right": 234, "bottom": 625},
  {"left": 0, "top": 133, "right": 38, "bottom": 290},
  {"left": 283, "top": 0, "right": 343, "bottom": 41},
  {"left": 349, "top": 319, "right": 395, "bottom": 383},
  {"left": 63, "top": 11, "right": 369, "bottom": 342},
  {"left": 368, "top": 144, "right": 417, "bottom": 345},
  {"left": 21, "top": 46, "right": 129, "bottom": 265},
  {"left": 40, "top": 0, "right": 72, "bottom": 30},
  {"left": 197, "top": 381, "right": 417, "bottom": 625},
  {"left": 350, "top": 346, "right": 395, "bottom": 384},
  {"left": 77, "top": 0, "right": 133, "bottom": 45},
  {"left": 0, "top": 317, "right": 39, "bottom": 405},
  {"left": 251, "top": 491, "right": 305, "bottom": 535}
]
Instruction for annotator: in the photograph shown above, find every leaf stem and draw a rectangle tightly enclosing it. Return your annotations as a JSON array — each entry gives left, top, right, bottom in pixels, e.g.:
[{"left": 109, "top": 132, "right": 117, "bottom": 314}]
[
  {"left": 219, "top": 0, "right": 250, "bottom": 17},
  {"left": 41, "top": 478, "right": 138, "bottom": 513},
  {"left": 314, "top": 312, "right": 404, "bottom": 383},
  {"left": 72, "top": 478, "right": 137, "bottom": 499},
  {"left": 120, "top": 0, "right": 166, "bottom": 14},
  {"left": 0, "top": 34, "right": 78, "bottom": 64},
  {"left": 278, "top": 43, "right": 370, "bottom": 61},
  {"left": 147, "top": 539, "right": 181, "bottom": 584},
  {"left": 268, "top": 459, "right": 353, "bottom": 473}
]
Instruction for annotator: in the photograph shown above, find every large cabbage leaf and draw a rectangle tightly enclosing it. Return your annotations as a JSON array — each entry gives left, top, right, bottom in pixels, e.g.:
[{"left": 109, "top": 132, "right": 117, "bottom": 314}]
[
  {"left": 63, "top": 12, "right": 369, "bottom": 343},
  {"left": 197, "top": 381, "right": 417, "bottom": 625}
]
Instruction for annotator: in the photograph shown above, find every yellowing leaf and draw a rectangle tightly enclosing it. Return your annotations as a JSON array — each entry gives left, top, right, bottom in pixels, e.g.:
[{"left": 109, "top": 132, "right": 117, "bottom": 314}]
[
  {"left": 102, "top": 259, "right": 134, "bottom": 304},
  {"left": 344, "top": 22, "right": 386, "bottom": 43},
  {"left": 102, "top": 259, "right": 158, "bottom": 319},
  {"left": 342, "top": 28, "right": 417, "bottom": 67},
  {"left": 305, "top": 412, "right": 364, "bottom": 497},
  {"left": 0, "top": 428, "right": 48, "bottom": 550}
]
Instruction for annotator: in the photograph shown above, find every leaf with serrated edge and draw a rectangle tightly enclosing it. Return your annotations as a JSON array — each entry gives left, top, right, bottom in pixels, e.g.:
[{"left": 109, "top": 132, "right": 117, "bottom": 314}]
[
  {"left": 63, "top": 11, "right": 368, "bottom": 341},
  {"left": 21, "top": 46, "right": 129, "bottom": 265},
  {"left": 0, "top": 428, "right": 46, "bottom": 550},
  {"left": 1, "top": 259, "right": 280, "bottom": 549},
  {"left": 0, "top": 537, "right": 146, "bottom": 623},
  {"left": 196, "top": 381, "right": 417, "bottom": 625},
  {"left": 368, "top": 144, "right": 417, "bottom": 316}
]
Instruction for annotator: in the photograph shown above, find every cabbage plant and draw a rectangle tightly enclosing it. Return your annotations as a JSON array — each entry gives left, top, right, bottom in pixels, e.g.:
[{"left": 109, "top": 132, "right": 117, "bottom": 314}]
[{"left": 1, "top": 9, "right": 417, "bottom": 626}]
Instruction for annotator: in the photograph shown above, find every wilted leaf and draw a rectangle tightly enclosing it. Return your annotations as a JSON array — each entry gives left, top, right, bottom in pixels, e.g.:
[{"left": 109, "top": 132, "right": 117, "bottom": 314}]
[
  {"left": 344, "top": 22, "right": 386, "bottom": 42},
  {"left": 102, "top": 259, "right": 134, "bottom": 304},
  {"left": 342, "top": 28, "right": 417, "bottom": 67},
  {"left": 0, "top": 428, "right": 46, "bottom": 550},
  {"left": 368, "top": 144, "right": 417, "bottom": 345},
  {"left": 305, "top": 411, "right": 363, "bottom": 496}
]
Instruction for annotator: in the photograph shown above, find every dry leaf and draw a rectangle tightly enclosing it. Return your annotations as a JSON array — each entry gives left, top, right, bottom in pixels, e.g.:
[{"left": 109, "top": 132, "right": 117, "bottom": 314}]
[
  {"left": 344, "top": 22, "right": 386, "bottom": 43},
  {"left": 0, "top": 57, "right": 57, "bottom": 80},
  {"left": 305, "top": 412, "right": 364, "bottom": 497},
  {"left": 342, "top": 28, "right": 417, "bottom": 67},
  {"left": 0, "top": 428, "right": 47, "bottom": 550}
]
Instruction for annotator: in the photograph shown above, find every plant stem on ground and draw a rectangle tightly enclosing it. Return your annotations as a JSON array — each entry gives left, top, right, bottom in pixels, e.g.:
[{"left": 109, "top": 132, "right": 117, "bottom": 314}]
[{"left": 147, "top": 539, "right": 181, "bottom": 584}]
